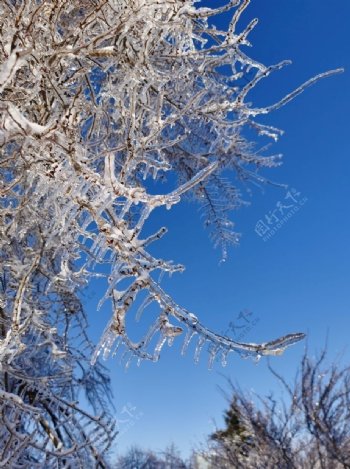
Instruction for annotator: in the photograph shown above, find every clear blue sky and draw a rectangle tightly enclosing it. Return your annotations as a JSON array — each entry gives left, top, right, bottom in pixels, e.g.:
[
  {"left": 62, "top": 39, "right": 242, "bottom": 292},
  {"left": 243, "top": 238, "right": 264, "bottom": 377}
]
[{"left": 85, "top": 0, "right": 350, "bottom": 459}]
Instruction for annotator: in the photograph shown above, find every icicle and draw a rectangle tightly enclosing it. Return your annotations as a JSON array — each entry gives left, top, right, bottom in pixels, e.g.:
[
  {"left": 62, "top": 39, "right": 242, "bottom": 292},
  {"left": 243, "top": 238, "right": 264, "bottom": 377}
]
[
  {"left": 221, "top": 348, "right": 229, "bottom": 367},
  {"left": 111, "top": 336, "right": 122, "bottom": 358},
  {"left": 97, "top": 270, "right": 122, "bottom": 310},
  {"left": 208, "top": 346, "right": 219, "bottom": 370},
  {"left": 134, "top": 205, "right": 151, "bottom": 233},
  {"left": 219, "top": 246, "right": 228, "bottom": 265},
  {"left": 254, "top": 353, "right": 262, "bottom": 364},
  {"left": 141, "top": 321, "right": 161, "bottom": 350},
  {"left": 91, "top": 233, "right": 105, "bottom": 257},
  {"left": 158, "top": 269, "right": 165, "bottom": 284},
  {"left": 120, "top": 348, "right": 130, "bottom": 367},
  {"left": 80, "top": 212, "right": 93, "bottom": 235},
  {"left": 91, "top": 327, "right": 117, "bottom": 365},
  {"left": 104, "top": 153, "right": 116, "bottom": 187},
  {"left": 97, "top": 288, "right": 113, "bottom": 311},
  {"left": 97, "top": 244, "right": 112, "bottom": 262},
  {"left": 154, "top": 334, "right": 166, "bottom": 361},
  {"left": 101, "top": 330, "right": 117, "bottom": 360},
  {"left": 135, "top": 294, "right": 154, "bottom": 322},
  {"left": 96, "top": 194, "right": 114, "bottom": 218},
  {"left": 165, "top": 199, "right": 176, "bottom": 210},
  {"left": 181, "top": 329, "right": 196, "bottom": 356},
  {"left": 125, "top": 353, "right": 133, "bottom": 370},
  {"left": 119, "top": 199, "right": 133, "bottom": 220},
  {"left": 194, "top": 336, "right": 206, "bottom": 364},
  {"left": 143, "top": 165, "right": 150, "bottom": 180},
  {"left": 152, "top": 167, "right": 158, "bottom": 180},
  {"left": 167, "top": 336, "right": 175, "bottom": 347}
]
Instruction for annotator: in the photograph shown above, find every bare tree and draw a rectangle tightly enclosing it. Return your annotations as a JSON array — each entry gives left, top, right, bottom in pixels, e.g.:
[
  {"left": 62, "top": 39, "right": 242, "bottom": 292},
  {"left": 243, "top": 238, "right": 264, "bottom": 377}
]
[
  {"left": 161, "top": 444, "right": 189, "bottom": 469},
  {"left": 116, "top": 446, "right": 162, "bottom": 469},
  {"left": 115, "top": 444, "right": 191, "bottom": 469},
  {"left": 206, "top": 350, "right": 350, "bottom": 468},
  {"left": 0, "top": 0, "right": 341, "bottom": 466}
]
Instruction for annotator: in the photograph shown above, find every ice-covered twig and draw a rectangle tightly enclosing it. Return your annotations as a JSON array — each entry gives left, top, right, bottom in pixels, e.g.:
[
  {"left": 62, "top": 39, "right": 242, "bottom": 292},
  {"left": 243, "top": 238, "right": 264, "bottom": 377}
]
[{"left": 250, "top": 68, "right": 344, "bottom": 116}]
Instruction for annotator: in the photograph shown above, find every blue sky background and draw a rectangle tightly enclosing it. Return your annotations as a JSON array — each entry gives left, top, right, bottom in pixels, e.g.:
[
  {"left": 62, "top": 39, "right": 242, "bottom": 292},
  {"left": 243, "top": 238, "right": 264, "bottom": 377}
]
[{"left": 85, "top": 0, "right": 350, "bottom": 460}]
